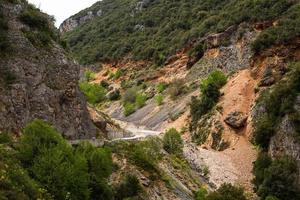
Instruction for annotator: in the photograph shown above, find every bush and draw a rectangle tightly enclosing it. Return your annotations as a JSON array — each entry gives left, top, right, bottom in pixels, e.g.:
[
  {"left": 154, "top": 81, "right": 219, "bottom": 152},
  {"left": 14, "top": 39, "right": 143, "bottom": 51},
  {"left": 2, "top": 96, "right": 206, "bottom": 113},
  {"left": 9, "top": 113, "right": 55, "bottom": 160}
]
[
  {"left": 115, "top": 175, "right": 142, "bottom": 200},
  {"left": 155, "top": 94, "right": 164, "bottom": 106},
  {"left": 0, "top": 147, "right": 50, "bottom": 200},
  {"left": 156, "top": 82, "right": 167, "bottom": 93},
  {"left": 135, "top": 93, "right": 147, "bottom": 108},
  {"left": 0, "top": 132, "right": 12, "bottom": 144},
  {"left": 18, "top": 120, "right": 90, "bottom": 200},
  {"left": 205, "top": 183, "right": 246, "bottom": 200},
  {"left": 200, "top": 70, "right": 227, "bottom": 94},
  {"left": 19, "top": 4, "right": 58, "bottom": 47},
  {"left": 124, "top": 102, "right": 136, "bottom": 116},
  {"left": 79, "top": 82, "right": 107, "bottom": 104},
  {"left": 253, "top": 154, "right": 300, "bottom": 200},
  {"left": 100, "top": 80, "right": 109, "bottom": 88},
  {"left": 15, "top": 120, "right": 115, "bottom": 200},
  {"left": 163, "top": 128, "right": 183, "bottom": 155},
  {"left": 84, "top": 70, "right": 96, "bottom": 82},
  {"left": 195, "top": 187, "right": 208, "bottom": 200},
  {"left": 190, "top": 70, "right": 227, "bottom": 129}
]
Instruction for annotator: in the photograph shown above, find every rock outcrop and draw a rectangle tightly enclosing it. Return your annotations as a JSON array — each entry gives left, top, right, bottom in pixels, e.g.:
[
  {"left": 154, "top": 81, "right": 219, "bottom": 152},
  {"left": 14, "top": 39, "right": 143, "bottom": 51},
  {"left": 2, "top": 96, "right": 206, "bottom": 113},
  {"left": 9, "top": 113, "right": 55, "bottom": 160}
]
[
  {"left": 59, "top": 8, "right": 102, "bottom": 33},
  {"left": 0, "top": 2, "right": 96, "bottom": 139},
  {"left": 224, "top": 111, "right": 248, "bottom": 129}
]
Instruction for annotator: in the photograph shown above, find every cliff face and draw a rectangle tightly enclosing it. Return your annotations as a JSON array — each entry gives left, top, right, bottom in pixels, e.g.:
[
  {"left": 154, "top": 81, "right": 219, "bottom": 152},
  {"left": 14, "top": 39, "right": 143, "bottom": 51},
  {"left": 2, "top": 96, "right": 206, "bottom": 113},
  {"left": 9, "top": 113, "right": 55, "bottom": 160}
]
[
  {"left": 0, "top": 1, "right": 96, "bottom": 139},
  {"left": 59, "top": 9, "right": 102, "bottom": 33}
]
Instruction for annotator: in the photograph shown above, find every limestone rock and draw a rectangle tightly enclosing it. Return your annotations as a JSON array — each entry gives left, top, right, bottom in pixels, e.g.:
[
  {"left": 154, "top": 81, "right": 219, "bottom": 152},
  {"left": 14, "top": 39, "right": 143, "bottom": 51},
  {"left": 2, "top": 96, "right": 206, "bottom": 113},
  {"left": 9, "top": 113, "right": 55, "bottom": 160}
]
[
  {"left": 224, "top": 111, "right": 248, "bottom": 129},
  {"left": 0, "top": 2, "right": 96, "bottom": 139}
]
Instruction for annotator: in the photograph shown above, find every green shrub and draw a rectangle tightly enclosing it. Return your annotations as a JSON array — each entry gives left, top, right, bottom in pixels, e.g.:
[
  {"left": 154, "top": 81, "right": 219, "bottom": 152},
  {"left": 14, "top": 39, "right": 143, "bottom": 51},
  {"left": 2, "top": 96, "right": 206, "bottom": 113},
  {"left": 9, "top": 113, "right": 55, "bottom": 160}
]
[
  {"left": 135, "top": 93, "right": 147, "bottom": 108},
  {"left": 84, "top": 70, "right": 96, "bottom": 82},
  {"left": 155, "top": 94, "right": 164, "bottom": 106},
  {"left": 190, "top": 70, "right": 227, "bottom": 129},
  {"left": 252, "top": 3, "right": 300, "bottom": 53},
  {"left": 0, "top": 147, "right": 51, "bottom": 200},
  {"left": 18, "top": 120, "right": 90, "bottom": 200},
  {"left": 100, "top": 80, "right": 109, "bottom": 88},
  {"left": 163, "top": 128, "right": 183, "bottom": 155},
  {"left": 108, "top": 89, "right": 121, "bottom": 101},
  {"left": 205, "top": 183, "right": 246, "bottom": 200},
  {"left": 253, "top": 154, "right": 300, "bottom": 200},
  {"left": 16, "top": 120, "right": 115, "bottom": 200},
  {"left": 0, "top": 132, "right": 12, "bottom": 144},
  {"left": 157, "top": 82, "right": 167, "bottom": 93},
  {"left": 19, "top": 4, "right": 58, "bottom": 47},
  {"left": 124, "top": 102, "right": 136, "bottom": 116},
  {"left": 79, "top": 82, "right": 107, "bottom": 104},
  {"left": 200, "top": 70, "right": 227, "bottom": 94},
  {"left": 195, "top": 187, "right": 208, "bottom": 200},
  {"left": 115, "top": 175, "right": 142, "bottom": 200}
]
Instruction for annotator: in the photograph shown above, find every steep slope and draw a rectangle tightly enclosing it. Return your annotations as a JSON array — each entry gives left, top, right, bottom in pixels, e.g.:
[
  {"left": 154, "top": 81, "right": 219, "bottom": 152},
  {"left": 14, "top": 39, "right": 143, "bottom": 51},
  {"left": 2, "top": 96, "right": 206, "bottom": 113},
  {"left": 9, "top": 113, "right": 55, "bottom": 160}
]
[
  {"left": 0, "top": 0, "right": 96, "bottom": 139},
  {"left": 58, "top": 0, "right": 300, "bottom": 199},
  {"left": 61, "top": 0, "right": 299, "bottom": 65}
]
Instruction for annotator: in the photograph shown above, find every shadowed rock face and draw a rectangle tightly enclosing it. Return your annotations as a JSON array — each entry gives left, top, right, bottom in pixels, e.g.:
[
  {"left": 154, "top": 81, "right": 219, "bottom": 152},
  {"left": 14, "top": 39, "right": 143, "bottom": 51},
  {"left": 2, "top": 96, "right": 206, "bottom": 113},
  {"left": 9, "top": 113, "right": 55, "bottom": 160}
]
[{"left": 0, "top": 2, "right": 96, "bottom": 139}]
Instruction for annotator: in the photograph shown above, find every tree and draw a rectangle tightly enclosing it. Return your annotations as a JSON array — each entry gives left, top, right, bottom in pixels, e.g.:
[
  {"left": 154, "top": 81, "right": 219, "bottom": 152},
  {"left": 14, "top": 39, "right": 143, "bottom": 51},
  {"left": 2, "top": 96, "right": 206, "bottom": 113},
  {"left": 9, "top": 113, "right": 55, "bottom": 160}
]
[
  {"left": 163, "top": 128, "right": 183, "bottom": 155},
  {"left": 206, "top": 183, "right": 246, "bottom": 200}
]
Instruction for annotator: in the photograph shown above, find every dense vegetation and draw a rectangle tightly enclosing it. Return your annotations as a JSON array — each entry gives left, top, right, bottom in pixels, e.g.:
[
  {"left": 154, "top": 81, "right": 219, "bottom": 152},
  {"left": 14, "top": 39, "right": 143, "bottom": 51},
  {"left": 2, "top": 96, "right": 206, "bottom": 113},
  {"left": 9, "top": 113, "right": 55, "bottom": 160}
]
[
  {"left": 63, "top": 0, "right": 299, "bottom": 65},
  {"left": 195, "top": 183, "right": 247, "bottom": 200},
  {"left": 19, "top": 2, "right": 59, "bottom": 48},
  {"left": 0, "top": 120, "right": 144, "bottom": 200},
  {"left": 79, "top": 81, "right": 107, "bottom": 105},
  {"left": 253, "top": 153, "right": 300, "bottom": 200},
  {"left": 252, "top": 63, "right": 300, "bottom": 200},
  {"left": 190, "top": 70, "right": 227, "bottom": 130},
  {"left": 253, "top": 62, "right": 300, "bottom": 149},
  {"left": 163, "top": 128, "right": 183, "bottom": 156}
]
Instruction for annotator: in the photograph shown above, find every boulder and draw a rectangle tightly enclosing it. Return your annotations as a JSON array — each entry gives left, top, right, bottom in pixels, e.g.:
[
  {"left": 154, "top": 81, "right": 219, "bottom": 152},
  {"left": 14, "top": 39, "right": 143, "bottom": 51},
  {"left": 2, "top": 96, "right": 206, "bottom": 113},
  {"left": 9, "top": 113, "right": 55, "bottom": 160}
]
[{"left": 224, "top": 111, "right": 248, "bottom": 129}]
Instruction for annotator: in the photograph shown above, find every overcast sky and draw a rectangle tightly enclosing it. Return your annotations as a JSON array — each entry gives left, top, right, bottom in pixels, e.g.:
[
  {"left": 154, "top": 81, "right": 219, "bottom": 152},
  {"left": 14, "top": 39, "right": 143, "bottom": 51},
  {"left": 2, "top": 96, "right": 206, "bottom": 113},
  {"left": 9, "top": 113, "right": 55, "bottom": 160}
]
[{"left": 27, "top": 0, "right": 99, "bottom": 27}]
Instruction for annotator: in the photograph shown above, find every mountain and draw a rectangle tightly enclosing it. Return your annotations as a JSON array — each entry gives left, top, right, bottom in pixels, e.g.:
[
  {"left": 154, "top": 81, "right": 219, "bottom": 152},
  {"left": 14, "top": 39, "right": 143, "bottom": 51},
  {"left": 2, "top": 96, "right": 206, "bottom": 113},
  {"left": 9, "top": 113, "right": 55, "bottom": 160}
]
[
  {"left": 61, "top": 0, "right": 299, "bottom": 65},
  {"left": 0, "top": 0, "right": 300, "bottom": 199},
  {"left": 61, "top": 0, "right": 300, "bottom": 199},
  {"left": 0, "top": 0, "right": 96, "bottom": 139}
]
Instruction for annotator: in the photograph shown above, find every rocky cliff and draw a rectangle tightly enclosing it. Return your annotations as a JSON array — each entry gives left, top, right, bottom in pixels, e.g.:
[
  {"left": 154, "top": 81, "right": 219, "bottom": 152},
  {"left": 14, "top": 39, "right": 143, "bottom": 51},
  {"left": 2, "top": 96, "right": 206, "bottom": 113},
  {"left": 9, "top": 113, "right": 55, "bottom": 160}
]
[{"left": 0, "top": 0, "right": 96, "bottom": 139}]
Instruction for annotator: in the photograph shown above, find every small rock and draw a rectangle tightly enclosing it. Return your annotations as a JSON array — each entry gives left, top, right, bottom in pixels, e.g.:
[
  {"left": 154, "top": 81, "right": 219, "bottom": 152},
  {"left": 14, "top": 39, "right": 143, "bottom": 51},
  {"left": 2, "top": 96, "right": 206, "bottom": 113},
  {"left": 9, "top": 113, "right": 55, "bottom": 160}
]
[{"left": 224, "top": 111, "right": 248, "bottom": 129}]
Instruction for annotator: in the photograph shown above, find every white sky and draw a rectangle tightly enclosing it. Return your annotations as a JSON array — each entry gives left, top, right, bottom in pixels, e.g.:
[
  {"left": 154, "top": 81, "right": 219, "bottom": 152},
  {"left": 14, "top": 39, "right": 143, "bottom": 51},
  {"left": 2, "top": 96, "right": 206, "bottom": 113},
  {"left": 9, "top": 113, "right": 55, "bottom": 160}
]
[{"left": 27, "top": 0, "right": 100, "bottom": 27}]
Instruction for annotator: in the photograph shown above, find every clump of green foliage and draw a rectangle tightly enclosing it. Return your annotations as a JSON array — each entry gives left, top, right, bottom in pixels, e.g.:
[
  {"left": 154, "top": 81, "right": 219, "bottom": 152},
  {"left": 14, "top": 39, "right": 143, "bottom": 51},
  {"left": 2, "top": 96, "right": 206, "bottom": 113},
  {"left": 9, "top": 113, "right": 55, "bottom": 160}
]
[
  {"left": 155, "top": 94, "right": 164, "bottom": 106},
  {"left": 79, "top": 82, "right": 107, "bottom": 105},
  {"left": 122, "top": 88, "right": 147, "bottom": 116},
  {"left": 1, "top": 119, "right": 114, "bottom": 200},
  {"left": 253, "top": 63, "right": 300, "bottom": 149},
  {"left": 195, "top": 184, "right": 247, "bottom": 200},
  {"left": 252, "top": 3, "right": 300, "bottom": 53},
  {"left": 190, "top": 70, "right": 227, "bottom": 130},
  {"left": 163, "top": 128, "right": 183, "bottom": 156},
  {"left": 156, "top": 82, "right": 168, "bottom": 93},
  {"left": 19, "top": 3, "right": 59, "bottom": 47},
  {"left": 253, "top": 153, "right": 300, "bottom": 200},
  {"left": 115, "top": 174, "right": 142, "bottom": 200},
  {"left": 64, "top": 0, "right": 298, "bottom": 65},
  {"left": 111, "top": 138, "right": 162, "bottom": 173},
  {"left": 84, "top": 69, "right": 96, "bottom": 81}
]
